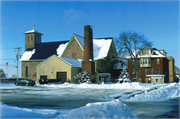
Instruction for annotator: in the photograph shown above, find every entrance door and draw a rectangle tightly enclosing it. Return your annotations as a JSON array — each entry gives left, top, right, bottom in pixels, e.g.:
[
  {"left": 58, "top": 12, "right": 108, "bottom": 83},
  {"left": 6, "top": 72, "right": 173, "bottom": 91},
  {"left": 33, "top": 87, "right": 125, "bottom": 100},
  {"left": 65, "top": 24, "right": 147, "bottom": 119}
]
[{"left": 57, "top": 72, "right": 67, "bottom": 83}]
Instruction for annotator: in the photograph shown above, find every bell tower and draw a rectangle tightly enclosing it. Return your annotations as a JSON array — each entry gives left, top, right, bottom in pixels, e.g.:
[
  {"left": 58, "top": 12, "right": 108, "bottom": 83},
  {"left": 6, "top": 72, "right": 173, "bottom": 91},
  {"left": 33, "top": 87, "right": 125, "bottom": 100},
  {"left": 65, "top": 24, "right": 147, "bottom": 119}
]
[{"left": 24, "top": 24, "right": 43, "bottom": 50}]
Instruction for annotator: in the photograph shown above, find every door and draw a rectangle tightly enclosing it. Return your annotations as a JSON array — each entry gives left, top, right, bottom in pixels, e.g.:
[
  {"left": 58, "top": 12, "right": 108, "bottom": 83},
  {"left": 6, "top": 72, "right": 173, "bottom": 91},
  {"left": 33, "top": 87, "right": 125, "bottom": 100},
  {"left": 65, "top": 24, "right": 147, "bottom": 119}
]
[
  {"left": 40, "top": 75, "right": 47, "bottom": 84},
  {"left": 57, "top": 72, "right": 67, "bottom": 83}
]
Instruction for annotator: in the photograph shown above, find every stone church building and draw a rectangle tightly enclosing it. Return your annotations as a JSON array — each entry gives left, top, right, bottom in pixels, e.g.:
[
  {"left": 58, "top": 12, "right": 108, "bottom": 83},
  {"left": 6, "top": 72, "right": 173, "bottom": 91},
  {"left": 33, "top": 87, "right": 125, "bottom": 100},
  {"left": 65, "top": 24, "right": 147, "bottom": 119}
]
[{"left": 20, "top": 25, "right": 119, "bottom": 83}]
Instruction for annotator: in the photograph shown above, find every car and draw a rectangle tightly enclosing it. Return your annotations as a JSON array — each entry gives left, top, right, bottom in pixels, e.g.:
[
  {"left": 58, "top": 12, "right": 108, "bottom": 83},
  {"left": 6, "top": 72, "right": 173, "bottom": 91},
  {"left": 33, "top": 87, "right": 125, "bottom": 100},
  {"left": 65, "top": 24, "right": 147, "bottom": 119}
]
[{"left": 15, "top": 79, "right": 36, "bottom": 86}]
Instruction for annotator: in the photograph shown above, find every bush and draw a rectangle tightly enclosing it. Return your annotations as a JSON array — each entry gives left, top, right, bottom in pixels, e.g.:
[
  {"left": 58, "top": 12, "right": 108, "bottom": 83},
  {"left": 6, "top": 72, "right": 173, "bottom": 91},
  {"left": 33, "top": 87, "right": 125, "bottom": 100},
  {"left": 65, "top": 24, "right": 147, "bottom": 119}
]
[{"left": 74, "top": 70, "right": 94, "bottom": 84}]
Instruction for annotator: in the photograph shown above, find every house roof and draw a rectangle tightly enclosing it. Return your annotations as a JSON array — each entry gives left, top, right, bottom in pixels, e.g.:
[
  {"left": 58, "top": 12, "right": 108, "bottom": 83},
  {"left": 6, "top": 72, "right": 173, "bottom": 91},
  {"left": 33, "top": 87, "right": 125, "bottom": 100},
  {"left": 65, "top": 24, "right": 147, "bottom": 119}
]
[
  {"left": 36, "top": 55, "right": 82, "bottom": 68},
  {"left": 126, "top": 48, "right": 166, "bottom": 59},
  {"left": 73, "top": 34, "right": 114, "bottom": 60},
  {"left": 60, "top": 57, "right": 82, "bottom": 67},
  {"left": 113, "top": 60, "right": 128, "bottom": 70},
  {"left": 20, "top": 41, "right": 69, "bottom": 61}
]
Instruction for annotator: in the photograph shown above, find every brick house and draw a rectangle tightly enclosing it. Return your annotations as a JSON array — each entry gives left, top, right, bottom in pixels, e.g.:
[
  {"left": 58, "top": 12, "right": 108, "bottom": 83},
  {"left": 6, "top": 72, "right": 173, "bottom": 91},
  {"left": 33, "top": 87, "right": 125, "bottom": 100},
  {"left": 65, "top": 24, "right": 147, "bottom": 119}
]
[
  {"left": 127, "top": 48, "right": 169, "bottom": 84},
  {"left": 20, "top": 25, "right": 118, "bottom": 83}
]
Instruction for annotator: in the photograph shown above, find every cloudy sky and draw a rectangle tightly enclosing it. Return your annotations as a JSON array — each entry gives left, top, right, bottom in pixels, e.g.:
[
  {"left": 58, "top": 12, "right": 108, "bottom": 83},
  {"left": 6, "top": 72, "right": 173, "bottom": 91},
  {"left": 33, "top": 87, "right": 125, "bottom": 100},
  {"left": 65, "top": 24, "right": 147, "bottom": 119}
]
[{"left": 0, "top": 0, "right": 179, "bottom": 77}]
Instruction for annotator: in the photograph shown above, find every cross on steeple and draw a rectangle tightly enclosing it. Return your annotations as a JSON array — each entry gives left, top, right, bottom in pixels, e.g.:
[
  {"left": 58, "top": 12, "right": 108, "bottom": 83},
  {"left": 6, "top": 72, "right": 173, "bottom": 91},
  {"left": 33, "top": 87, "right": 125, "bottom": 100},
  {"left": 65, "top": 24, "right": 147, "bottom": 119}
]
[{"left": 33, "top": 24, "right": 35, "bottom": 30}]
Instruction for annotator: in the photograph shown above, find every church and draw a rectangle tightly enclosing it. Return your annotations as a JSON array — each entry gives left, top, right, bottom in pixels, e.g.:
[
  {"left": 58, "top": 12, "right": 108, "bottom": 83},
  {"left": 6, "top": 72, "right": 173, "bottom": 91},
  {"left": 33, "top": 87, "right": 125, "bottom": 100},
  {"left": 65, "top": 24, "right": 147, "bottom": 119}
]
[{"left": 20, "top": 25, "right": 123, "bottom": 83}]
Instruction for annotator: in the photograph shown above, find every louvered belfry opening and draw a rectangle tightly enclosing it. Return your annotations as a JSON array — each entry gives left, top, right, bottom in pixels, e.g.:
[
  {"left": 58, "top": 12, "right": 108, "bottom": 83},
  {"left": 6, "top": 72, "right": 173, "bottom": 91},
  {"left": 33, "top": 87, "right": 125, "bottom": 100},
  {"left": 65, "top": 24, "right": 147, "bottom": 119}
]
[{"left": 82, "top": 25, "right": 95, "bottom": 82}]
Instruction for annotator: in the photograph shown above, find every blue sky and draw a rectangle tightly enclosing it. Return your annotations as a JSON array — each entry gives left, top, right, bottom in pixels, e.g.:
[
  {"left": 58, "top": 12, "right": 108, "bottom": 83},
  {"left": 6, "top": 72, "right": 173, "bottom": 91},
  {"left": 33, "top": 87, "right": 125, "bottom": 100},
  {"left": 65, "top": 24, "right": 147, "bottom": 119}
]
[{"left": 0, "top": 1, "right": 179, "bottom": 77}]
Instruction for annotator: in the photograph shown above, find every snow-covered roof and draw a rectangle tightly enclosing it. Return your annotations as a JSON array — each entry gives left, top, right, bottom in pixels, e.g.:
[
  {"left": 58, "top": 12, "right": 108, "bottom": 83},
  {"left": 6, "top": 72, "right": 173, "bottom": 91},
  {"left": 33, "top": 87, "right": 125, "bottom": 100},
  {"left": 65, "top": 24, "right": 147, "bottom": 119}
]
[
  {"left": 113, "top": 61, "right": 128, "bottom": 70},
  {"left": 74, "top": 34, "right": 113, "bottom": 60},
  {"left": 93, "top": 39, "right": 112, "bottom": 60},
  {"left": 60, "top": 57, "right": 82, "bottom": 68},
  {"left": 56, "top": 42, "right": 69, "bottom": 57},
  {"left": 126, "top": 49, "right": 166, "bottom": 59},
  {"left": 19, "top": 49, "right": 36, "bottom": 61},
  {"left": 20, "top": 41, "right": 69, "bottom": 61},
  {"left": 24, "top": 29, "right": 43, "bottom": 34}
]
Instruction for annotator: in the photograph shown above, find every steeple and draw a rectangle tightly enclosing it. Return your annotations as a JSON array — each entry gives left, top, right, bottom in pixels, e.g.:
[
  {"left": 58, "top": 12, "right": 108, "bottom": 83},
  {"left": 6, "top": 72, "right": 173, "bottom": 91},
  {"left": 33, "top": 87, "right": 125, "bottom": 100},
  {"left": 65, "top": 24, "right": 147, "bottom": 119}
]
[
  {"left": 33, "top": 24, "right": 35, "bottom": 30},
  {"left": 24, "top": 24, "right": 43, "bottom": 50}
]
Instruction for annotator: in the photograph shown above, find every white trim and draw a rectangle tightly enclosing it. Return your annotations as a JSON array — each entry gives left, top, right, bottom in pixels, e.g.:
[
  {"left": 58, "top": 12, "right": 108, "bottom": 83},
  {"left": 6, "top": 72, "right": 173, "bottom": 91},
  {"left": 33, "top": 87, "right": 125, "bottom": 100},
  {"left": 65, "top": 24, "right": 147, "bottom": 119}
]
[{"left": 146, "top": 74, "right": 165, "bottom": 77}]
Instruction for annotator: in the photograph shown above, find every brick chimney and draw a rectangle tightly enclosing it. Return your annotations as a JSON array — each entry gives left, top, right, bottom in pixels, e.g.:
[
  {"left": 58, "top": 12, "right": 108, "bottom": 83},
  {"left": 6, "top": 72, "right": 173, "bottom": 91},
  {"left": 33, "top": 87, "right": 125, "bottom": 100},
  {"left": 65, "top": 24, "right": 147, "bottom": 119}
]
[{"left": 82, "top": 25, "right": 95, "bottom": 82}]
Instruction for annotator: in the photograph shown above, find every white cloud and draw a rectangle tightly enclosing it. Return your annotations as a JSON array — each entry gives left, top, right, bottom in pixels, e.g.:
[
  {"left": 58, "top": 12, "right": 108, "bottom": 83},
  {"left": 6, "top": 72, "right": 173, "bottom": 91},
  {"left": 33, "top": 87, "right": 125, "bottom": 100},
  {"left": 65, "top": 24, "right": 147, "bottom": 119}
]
[{"left": 63, "top": 9, "right": 85, "bottom": 25}]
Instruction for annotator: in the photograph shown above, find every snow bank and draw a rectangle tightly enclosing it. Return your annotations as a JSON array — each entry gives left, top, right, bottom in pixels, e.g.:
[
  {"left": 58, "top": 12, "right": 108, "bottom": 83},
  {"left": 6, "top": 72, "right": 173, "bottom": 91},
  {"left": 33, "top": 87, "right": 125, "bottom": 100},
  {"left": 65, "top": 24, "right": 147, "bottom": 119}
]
[
  {"left": 78, "top": 82, "right": 145, "bottom": 90},
  {"left": 124, "top": 83, "right": 180, "bottom": 101},
  {"left": 19, "top": 49, "right": 35, "bottom": 61},
  {"left": 0, "top": 102, "right": 58, "bottom": 118},
  {"left": 56, "top": 99, "right": 136, "bottom": 119},
  {"left": 56, "top": 42, "right": 68, "bottom": 57}
]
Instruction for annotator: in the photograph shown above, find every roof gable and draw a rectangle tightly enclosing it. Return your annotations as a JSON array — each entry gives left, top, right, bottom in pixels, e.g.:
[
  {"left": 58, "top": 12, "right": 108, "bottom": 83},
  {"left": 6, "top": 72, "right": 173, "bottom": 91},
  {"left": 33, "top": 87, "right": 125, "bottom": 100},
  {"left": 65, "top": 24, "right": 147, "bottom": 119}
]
[
  {"left": 37, "top": 55, "right": 82, "bottom": 68},
  {"left": 61, "top": 34, "right": 84, "bottom": 57}
]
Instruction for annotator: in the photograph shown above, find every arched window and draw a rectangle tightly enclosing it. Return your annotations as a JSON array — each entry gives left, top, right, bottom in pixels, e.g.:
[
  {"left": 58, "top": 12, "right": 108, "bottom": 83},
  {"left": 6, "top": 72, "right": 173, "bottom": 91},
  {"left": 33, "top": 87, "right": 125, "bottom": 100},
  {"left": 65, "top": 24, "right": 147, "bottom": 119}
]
[
  {"left": 26, "top": 66, "right": 28, "bottom": 77},
  {"left": 31, "top": 35, "right": 33, "bottom": 41}
]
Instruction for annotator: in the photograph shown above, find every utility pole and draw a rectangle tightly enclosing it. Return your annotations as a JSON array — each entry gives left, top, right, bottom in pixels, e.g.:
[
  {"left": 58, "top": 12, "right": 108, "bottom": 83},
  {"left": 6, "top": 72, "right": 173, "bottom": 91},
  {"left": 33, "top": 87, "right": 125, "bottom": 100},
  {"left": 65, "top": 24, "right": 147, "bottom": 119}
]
[{"left": 14, "top": 47, "right": 22, "bottom": 82}]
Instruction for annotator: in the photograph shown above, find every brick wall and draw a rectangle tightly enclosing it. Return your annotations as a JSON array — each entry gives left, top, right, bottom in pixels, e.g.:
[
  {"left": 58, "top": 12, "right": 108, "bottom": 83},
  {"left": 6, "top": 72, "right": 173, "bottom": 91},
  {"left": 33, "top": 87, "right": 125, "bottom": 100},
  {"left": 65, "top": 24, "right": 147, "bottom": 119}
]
[
  {"left": 63, "top": 37, "right": 84, "bottom": 59},
  {"left": 21, "top": 60, "right": 43, "bottom": 81},
  {"left": 128, "top": 57, "right": 169, "bottom": 83}
]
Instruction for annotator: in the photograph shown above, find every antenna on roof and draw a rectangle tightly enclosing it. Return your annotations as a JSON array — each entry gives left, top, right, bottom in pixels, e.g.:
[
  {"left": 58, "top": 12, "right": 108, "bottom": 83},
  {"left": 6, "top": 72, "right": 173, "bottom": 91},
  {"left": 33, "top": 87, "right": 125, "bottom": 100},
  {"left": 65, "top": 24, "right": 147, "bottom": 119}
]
[{"left": 33, "top": 24, "right": 35, "bottom": 30}]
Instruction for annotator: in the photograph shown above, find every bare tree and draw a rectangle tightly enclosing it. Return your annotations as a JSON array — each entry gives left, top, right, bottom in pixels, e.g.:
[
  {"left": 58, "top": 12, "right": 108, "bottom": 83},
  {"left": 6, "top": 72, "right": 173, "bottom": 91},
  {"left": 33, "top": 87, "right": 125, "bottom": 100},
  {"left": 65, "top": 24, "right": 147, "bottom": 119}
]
[{"left": 116, "top": 31, "right": 152, "bottom": 81}]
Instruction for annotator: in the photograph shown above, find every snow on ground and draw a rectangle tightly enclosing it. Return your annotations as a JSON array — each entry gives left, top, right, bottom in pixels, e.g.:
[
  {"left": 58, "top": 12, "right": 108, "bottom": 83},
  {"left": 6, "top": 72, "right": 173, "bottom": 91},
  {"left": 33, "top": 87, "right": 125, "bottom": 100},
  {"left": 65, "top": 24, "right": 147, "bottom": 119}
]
[
  {"left": 0, "top": 102, "right": 59, "bottom": 118},
  {"left": 0, "top": 82, "right": 179, "bottom": 118},
  {"left": 56, "top": 99, "right": 136, "bottom": 119},
  {"left": 123, "top": 82, "right": 180, "bottom": 101}
]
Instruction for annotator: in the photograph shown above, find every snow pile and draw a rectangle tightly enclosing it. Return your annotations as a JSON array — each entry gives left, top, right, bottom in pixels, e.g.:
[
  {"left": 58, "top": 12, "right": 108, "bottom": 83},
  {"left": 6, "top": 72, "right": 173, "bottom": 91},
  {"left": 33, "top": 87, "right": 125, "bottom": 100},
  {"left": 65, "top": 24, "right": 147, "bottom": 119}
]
[
  {"left": 125, "top": 83, "right": 180, "bottom": 101},
  {"left": 56, "top": 42, "right": 68, "bottom": 57},
  {"left": 19, "top": 49, "right": 35, "bottom": 61},
  {"left": 77, "top": 82, "right": 145, "bottom": 90},
  {"left": 56, "top": 99, "right": 136, "bottom": 119},
  {"left": 93, "top": 39, "right": 112, "bottom": 60},
  {"left": 0, "top": 102, "right": 58, "bottom": 118}
]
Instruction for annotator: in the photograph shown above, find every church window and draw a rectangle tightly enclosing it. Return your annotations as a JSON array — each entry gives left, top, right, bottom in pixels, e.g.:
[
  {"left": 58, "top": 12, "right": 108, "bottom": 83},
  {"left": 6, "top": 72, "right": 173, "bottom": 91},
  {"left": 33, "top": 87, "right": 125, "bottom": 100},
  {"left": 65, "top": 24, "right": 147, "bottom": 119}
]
[
  {"left": 31, "top": 35, "right": 33, "bottom": 41},
  {"left": 26, "top": 66, "right": 28, "bottom": 77},
  {"left": 72, "top": 53, "right": 76, "bottom": 58},
  {"left": 27, "top": 36, "right": 29, "bottom": 42}
]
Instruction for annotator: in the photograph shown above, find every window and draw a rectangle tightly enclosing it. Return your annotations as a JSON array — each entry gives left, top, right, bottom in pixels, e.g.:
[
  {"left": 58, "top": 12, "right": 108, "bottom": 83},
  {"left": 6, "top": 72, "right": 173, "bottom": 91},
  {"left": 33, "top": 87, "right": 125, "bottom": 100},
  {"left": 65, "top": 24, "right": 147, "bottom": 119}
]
[
  {"left": 31, "top": 35, "right": 33, "bottom": 41},
  {"left": 27, "top": 36, "right": 29, "bottom": 42},
  {"left": 151, "top": 68, "right": 154, "bottom": 74},
  {"left": 138, "top": 69, "right": 141, "bottom": 75},
  {"left": 157, "top": 58, "right": 160, "bottom": 64},
  {"left": 148, "top": 58, "right": 151, "bottom": 64},
  {"left": 72, "top": 53, "right": 76, "bottom": 58},
  {"left": 144, "top": 68, "right": 147, "bottom": 75},
  {"left": 157, "top": 68, "right": 160, "bottom": 74},
  {"left": 26, "top": 66, "right": 28, "bottom": 77},
  {"left": 132, "top": 69, "right": 135, "bottom": 75}
]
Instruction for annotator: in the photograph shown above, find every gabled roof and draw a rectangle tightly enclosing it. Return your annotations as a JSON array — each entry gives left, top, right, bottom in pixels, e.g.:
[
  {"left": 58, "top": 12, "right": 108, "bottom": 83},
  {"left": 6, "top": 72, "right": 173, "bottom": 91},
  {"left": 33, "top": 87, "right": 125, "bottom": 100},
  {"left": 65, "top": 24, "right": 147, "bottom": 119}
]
[
  {"left": 20, "top": 41, "right": 69, "bottom": 61},
  {"left": 36, "top": 55, "right": 82, "bottom": 68},
  {"left": 71, "top": 34, "right": 115, "bottom": 60},
  {"left": 126, "top": 48, "right": 166, "bottom": 59},
  {"left": 60, "top": 57, "right": 82, "bottom": 67}
]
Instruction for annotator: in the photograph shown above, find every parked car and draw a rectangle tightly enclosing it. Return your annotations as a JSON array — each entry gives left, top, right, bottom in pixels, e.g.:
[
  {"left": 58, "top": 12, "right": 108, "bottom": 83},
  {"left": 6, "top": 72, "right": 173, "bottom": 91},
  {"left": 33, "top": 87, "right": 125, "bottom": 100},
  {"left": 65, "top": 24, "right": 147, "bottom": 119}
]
[{"left": 15, "top": 79, "right": 35, "bottom": 86}]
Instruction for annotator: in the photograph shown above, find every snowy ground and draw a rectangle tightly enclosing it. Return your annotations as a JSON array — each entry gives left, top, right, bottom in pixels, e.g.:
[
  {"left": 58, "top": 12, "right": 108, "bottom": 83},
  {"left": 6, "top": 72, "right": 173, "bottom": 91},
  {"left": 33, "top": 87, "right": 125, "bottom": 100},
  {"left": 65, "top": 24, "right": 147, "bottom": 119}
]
[{"left": 0, "top": 82, "right": 179, "bottom": 118}]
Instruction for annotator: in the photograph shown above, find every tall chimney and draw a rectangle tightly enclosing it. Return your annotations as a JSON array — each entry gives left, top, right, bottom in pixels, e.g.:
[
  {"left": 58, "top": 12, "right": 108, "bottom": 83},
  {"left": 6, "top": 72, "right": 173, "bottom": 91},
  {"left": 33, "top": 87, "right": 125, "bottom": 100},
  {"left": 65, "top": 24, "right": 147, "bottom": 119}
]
[{"left": 82, "top": 25, "right": 95, "bottom": 82}]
